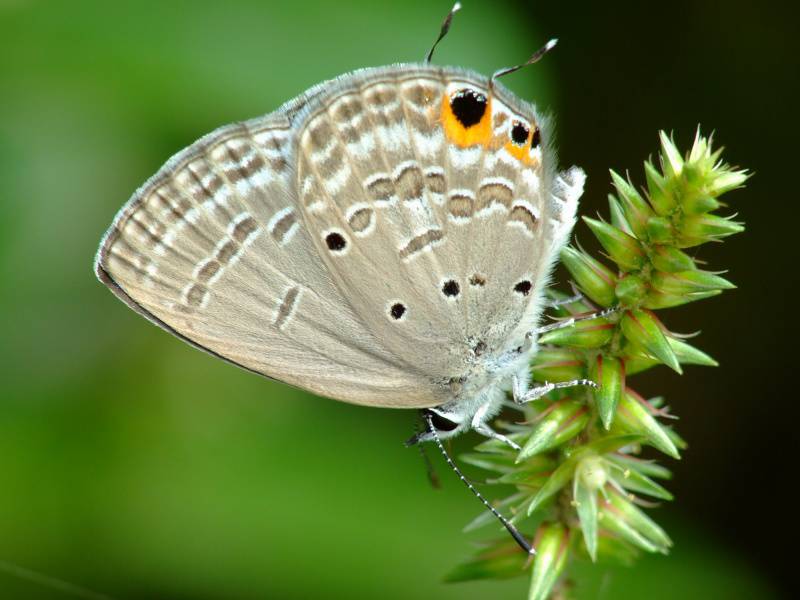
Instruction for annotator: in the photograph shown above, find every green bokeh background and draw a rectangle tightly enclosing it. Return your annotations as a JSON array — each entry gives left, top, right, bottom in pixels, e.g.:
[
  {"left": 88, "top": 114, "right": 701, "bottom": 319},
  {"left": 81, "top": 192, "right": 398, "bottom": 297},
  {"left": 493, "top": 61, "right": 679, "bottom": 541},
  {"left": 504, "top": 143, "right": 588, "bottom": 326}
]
[{"left": 1, "top": 1, "right": 794, "bottom": 598}]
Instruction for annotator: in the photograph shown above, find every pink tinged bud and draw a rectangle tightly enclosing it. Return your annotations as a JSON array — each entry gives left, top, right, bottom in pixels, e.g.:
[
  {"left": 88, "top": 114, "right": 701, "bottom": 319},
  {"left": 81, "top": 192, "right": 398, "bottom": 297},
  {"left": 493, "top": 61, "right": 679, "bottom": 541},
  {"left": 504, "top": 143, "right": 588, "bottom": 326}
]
[
  {"left": 607, "top": 488, "right": 672, "bottom": 551},
  {"left": 560, "top": 246, "right": 618, "bottom": 307},
  {"left": 573, "top": 463, "right": 602, "bottom": 561},
  {"left": 531, "top": 348, "right": 586, "bottom": 382},
  {"left": 614, "top": 388, "right": 680, "bottom": 458},
  {"left": 668, "top": 338, "right": 718, "bottom": 367},
  {"left": 608, "top": 194, "right": 634, "bottom": 236},
  {"left": 642, "top": 288, "right": 722, "bottom": 310},
  {"left": 527, "top": 454, "right": 581, "bottom": 516},
  {"left": 677, "top": 213, "right": 745, "bottom": 247},
  {"left": 621, "top": 351, "right": 660, "bottom": 375},
  {"left": 517, "top": 399, "right": 590, "bottom": 460},
  {"left": 681, "top": 193, "right": 721, "bottom": 215},
  {"left": 651, "top": 269, "right": 735, "bottom": 296},
  {"left": 529, "top": 522, "right": 570, "bottom": 600},
  {"left": 644, "top": 159, "right": 675, "bottom": 216},
  {"left": 538, "top": 319, "right": 614, "bottom": 348},
  {"left": 645, "top": 215, "right": 673, "bottom": 243},
  {"left": 620, "top": 309, "right": 682, "bottom": 374},
  {"left": 650, "top": 245, "right": 696, "bottom": 272},
  {"left": 609, "top": 170, "right": 653, "bottom": 238},
  {"left": 583, "top": 216, "right": 647, "bottom": 271},
  {"left": 591, "top": 354, "right": 625, "bottom": 429},
  {"left": 615, "top": 273, "right": 648, "bottom": 306}
]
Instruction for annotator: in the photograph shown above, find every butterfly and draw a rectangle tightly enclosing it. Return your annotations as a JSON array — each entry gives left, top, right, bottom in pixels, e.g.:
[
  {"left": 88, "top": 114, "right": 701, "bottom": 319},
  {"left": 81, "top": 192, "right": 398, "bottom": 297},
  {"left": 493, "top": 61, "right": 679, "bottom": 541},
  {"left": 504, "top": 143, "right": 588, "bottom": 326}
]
[{"left": 94, "top": 3, "right": 596, "bottom": 552}]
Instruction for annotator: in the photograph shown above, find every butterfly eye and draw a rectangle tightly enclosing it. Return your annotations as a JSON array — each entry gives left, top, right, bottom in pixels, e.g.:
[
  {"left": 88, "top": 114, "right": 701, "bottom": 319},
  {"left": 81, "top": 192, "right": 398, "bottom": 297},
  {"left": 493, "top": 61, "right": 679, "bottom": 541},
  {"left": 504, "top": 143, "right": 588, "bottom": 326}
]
[
  {"left": 510, "top": 120, "right": 530, "bottom": 146},
  {"left": 450, "top": 88, "right": 487, "bottom": 127},
  {"left": 427, "top": 410, "right": 459, "bottom": 432},
  {"left": 530, "top": 127, "right": 542, "bottom": 149}
]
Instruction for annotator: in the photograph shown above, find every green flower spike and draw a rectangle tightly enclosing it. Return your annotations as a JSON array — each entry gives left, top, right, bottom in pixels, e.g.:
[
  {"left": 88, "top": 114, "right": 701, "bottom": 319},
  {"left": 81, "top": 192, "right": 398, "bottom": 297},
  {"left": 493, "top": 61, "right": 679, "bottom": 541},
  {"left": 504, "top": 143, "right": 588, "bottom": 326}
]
[
  {"left": 449, "top": 131, "right": 749, "bottom": 597},
  {"left": 529, "top": 523, "right": 570, "bottom": 600}
]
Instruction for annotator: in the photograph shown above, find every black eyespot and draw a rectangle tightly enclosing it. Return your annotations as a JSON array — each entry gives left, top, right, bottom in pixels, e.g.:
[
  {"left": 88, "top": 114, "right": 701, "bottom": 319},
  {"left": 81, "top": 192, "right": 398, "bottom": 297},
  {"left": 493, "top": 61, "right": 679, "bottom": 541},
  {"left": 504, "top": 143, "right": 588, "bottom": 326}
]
[
  {"left": 514, "top": 280, "right": 532, "bottom": 296},
  {"left": 390, "top": 302, "right": 406, "bottom": 320},
  {"left": 469, "top": 274, "right": 486, "bottom": 287},
  {"left": 442, "top": 279, "right": 460, "bottom": 297},
  {"left": 427, "top": 410, "right": 459, "bottom": 432},
  {"left": 511, "top": 120, "right": 529, "bottom": 145},
  {"left": 530, "top": 127, "right": 541, "bottom": 149},
  {"left": 325, "top": 232, "right": 347, "bottom": 251},
  {"left": 474, "top": 341, "right": 487, "bottom": 356},
  {"left": 450, "top": 88, "right": 487, "bottom": 127}
]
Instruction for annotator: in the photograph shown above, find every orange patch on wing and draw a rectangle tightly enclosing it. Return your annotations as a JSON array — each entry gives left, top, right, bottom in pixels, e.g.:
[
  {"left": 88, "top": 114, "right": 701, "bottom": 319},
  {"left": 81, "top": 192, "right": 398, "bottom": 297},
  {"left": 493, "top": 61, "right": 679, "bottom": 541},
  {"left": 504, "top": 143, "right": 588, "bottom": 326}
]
[
  {"left": 440, "top": 94, "right": 494, "bottom": 148},
  {"left": 503, "top": 141, "right": 539, "bottom": 167}
]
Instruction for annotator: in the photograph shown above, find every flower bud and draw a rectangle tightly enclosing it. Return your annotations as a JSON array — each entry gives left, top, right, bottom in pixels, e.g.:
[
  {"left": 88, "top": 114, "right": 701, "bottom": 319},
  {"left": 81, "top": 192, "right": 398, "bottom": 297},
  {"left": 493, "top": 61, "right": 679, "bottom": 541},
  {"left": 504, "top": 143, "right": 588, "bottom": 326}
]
[
  {"left": 615, "top": 273, "right": 648, "bottom": 306},
  {"left": 560, "top": 247, "right": 617, "bottom": 307},
  {"left": 614, "top": 389, "right": 679, "bottom": 458},
  {"left": 608, "top": 194, "right": 634, "bottom": 235},
  {"left": 610, "top": 170, "right": 653, "bottom": 238},
  {"left": 642, "top": 288, "right": 721, "bottom": 309},
  {"left": 577, "top": 455, "right": 608, "bottom": 490},
  {"left": 517, "top": 399, "right": 590, "bottom": 460},
  {"left": 583, "top": 216, "right": 647, "bottom": 271},
  {"left": 681, "top": 193, "right": 720, "bottom": 215},
  {"left": 667, "top": 338, "right": 718, "bottom": 367},
  {"left": 650, "top": 245, "right": 696, "bottom": 272},
  {"left": 707, "top": 168, "right": 749, "bottom": 196},
  {"left": 651, "top": 269, "right": 735, "bottom": 296},
  {"left": 659, "top": 131, "right": 684, "bottom": 178},
  {"left": 529, "top": 523, "right": 570, "bottom": 600},
  {"left": 645, "top": 215, "right": 673, "bottom": 243},
  {"left": 531, "top": 348, "right": 586, "bottom": 382},
  {"left": 620, "top": 309, "right": 681, "bottom": 373},
  {"left": 590, "top": 354, "right": 625, "bottom": 429},
  {"left": 606, "top": 489, "right": 672, "bottom": 552},
  {"left": 644, "top": 159, "right": 674, "bottom": 216},
  {"left": 538, "top": 318, "right": 614, "bottom": 348},
  {"left": 678, "top": 213, "right": 744, "bottom": 247}
]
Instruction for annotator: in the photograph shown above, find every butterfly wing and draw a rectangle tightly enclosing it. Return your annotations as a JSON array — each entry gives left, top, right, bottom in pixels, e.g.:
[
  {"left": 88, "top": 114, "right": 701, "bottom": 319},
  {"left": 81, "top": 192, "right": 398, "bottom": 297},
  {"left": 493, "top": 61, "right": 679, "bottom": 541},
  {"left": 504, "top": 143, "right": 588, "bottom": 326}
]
[
  {"left": 95, "top": 101, "right": 443, "bottom": 408},
  {"left": 291, "top": 65, "right": 583, "bottom": 384}
]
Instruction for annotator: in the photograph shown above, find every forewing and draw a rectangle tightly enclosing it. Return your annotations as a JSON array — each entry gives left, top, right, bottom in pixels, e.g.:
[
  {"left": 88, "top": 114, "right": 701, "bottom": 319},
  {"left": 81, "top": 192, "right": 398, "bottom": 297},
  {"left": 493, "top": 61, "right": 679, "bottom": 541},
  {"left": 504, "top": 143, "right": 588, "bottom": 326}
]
[
  {"left": 96, "top": 110, "right": 438, "bottom": 408},
  {"left": 292, "top": 65, "right": 583, "bottom": 381}
]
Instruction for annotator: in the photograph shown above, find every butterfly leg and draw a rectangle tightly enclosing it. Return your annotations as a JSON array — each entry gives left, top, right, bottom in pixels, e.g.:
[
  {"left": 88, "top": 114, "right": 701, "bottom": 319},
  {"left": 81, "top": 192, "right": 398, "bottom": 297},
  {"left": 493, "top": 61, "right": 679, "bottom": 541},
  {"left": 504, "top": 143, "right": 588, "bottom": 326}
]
[
  {"left": 512, "top": 374, "right": 597, "bottom": 405},
  {"left": 533, "top": 306, "right": 618, "bottom": 336},
  {"left": 471, "top": 402, "right": 522, "bottom": 451},
  {"left": 544, "top": 290, "right": 584, "bottom": 309}
]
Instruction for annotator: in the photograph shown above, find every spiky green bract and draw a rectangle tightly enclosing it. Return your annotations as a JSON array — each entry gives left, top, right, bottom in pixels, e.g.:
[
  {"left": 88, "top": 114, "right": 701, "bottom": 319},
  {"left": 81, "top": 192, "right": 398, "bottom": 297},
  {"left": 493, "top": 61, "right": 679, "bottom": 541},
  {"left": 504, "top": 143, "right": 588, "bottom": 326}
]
[{"left": 449, "top": 131, "right": 748, "bottom": 595}]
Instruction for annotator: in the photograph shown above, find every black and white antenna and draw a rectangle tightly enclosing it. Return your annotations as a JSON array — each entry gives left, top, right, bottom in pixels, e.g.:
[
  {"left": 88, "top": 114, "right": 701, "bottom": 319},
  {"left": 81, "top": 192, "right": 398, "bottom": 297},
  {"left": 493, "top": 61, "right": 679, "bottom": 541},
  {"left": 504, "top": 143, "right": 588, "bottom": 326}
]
[
  {"left": 490, "top": 38, "right": 558, "bottom": 89},
  {"left": 425, "top": 2, "right": 462, "bottom": 63},
  {"left": 424, "top": 411, "right": 534, "bottom": 555}
]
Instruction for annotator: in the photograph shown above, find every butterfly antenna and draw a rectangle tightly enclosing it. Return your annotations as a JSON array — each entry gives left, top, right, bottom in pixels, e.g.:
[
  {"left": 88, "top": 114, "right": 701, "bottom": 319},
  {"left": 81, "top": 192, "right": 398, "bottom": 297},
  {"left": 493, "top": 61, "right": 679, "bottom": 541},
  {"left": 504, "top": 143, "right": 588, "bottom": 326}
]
[
  {"left": 424, "top": 412, "right": 534, "bottom": 554},
  {"left": 417, "top": 424, "right": 442, "bottom": 489},
  {"left": 490, "top": 38, "right": 558, "bottom": 90},
  {"left": 425, "top": 2, "right": 462, "bottom": 63}
]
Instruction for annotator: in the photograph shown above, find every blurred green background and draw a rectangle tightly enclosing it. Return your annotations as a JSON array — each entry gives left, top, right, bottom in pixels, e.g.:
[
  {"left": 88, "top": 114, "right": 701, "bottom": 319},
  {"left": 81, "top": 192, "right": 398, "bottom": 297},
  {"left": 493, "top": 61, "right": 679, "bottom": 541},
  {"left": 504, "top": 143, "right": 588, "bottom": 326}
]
[{"left": 0, "top": 0, "right": 794, "bottom": 598}]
